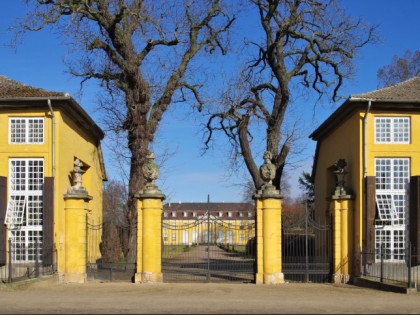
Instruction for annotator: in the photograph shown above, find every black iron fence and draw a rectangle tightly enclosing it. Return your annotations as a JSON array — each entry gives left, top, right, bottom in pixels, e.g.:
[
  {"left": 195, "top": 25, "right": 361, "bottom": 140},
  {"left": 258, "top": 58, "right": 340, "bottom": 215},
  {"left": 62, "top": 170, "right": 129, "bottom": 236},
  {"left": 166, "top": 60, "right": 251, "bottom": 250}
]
[
  {"left": 0, "top": 239, "right": 57, "bottom": 283},
  {"left": 86, "top": 220, "right": 136, "bottom": 282},
  {"left": 360, "top": 243, "right": 420, "bottom": 289},
  {"left": 282, "top": 215, "right": 332, "bottom": 283},
  {"left": 162, "top": 214, "right": 256, "bottom": 283}
]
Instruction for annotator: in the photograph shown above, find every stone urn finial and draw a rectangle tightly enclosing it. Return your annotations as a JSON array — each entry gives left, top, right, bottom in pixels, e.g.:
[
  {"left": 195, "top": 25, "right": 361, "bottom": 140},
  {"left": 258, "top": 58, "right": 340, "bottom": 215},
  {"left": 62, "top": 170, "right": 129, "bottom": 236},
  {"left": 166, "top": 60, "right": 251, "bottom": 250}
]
[
  {"left": 140, "top": 150, "right": 164, "bottom": 197},
  {"left": 67, "top": 158, "right": 88, "bottom": 196},
  {"left": 260, "top": 151, "right": 276, "bottom": 186},
  {"left": 333, "top": 158, "right": 347, "bottom": 196},
  {"left": 143, "top": 151, "right": 159, "bottom": 186},
  {"left": 255, "top": 151, "right": 281, "bottom": 198}
]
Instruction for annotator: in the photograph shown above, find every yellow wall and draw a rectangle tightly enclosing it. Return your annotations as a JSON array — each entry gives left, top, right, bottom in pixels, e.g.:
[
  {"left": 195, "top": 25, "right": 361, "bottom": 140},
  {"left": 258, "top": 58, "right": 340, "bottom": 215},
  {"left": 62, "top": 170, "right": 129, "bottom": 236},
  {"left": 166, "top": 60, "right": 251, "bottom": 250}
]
[
  {"left": 365, "top": 112, "right": 420, "bottom": 176},
  {"left": 163, "top": 218, "right": 255, "bottom": 246},
  {"left": 0, "top": 109, "right": 52, "bottom": 176},
  {"left": 314, "top": 109, "right": 420, "bottom": 266},
  {"left": 314, "top": 111, "right": 363, "bottom": 229},
  {"left": 55, "top": 110, "right": 104, "bottom": 272},
  {"left": 0, "top": 105, "right": 104, "bottom": 275}
]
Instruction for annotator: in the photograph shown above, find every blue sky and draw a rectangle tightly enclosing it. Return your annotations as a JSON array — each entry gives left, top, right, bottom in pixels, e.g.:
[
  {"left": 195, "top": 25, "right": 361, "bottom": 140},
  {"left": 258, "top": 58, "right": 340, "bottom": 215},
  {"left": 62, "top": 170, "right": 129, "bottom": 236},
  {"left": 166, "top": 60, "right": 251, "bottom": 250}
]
[{"left": 1, "top": 1, "right": 420, "bottom": 203}]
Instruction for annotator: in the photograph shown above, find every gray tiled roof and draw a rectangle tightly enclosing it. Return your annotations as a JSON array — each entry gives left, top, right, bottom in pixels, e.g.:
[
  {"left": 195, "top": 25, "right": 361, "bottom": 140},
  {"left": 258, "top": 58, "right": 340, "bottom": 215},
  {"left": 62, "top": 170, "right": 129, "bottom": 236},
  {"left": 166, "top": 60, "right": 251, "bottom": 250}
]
[
  {"left": 0, "top": 75, "right": 65, "bottom": 98},
  {"left": 351, "top": 76, "right": 420, "bottom": 101}
]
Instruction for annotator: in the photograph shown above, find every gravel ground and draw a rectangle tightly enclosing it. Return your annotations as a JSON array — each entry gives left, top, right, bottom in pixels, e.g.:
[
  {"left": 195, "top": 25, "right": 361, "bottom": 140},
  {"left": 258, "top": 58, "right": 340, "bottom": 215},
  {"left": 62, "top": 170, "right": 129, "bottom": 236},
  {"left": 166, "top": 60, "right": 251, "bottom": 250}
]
[{"left": 1, "top": 276, "right": 420, "bottom": 314}]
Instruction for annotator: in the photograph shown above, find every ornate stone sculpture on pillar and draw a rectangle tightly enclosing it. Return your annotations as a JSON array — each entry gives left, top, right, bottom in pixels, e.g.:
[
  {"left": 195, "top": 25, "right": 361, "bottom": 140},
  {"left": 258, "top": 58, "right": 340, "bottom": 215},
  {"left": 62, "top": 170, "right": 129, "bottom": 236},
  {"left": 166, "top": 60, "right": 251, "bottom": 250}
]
[
  {"left": 333, "top": 158, "right": 348, "bottom": 197},
  {"left": 253, "top": 151, "right": 284, "bottom": 284},
  {"left": 140, "top": 151, "right": 165, "bottom": 198},
  {"left": 67, "top": 158, "right": 89, "bottom": 197},
  {"left": 255, "top": 151, "right": 281, "bottom": 198},
  {"left": 330, "top": 158, "right": 355, "bottom": 284},
  {"left": 135, "top": 150, "right": 165, "bottom": 283},
  {"left": 63, "top": 158, "right": 92, "bottom": 283}
]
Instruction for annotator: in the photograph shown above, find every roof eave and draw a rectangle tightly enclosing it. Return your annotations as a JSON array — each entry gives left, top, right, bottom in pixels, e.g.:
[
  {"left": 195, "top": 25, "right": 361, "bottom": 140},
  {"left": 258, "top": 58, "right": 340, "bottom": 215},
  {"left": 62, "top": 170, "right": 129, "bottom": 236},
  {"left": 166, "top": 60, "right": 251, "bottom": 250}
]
[
  {"left": 0, "top": 96, "right": 105, "bottom": 141},
  {"left": 309, "top": 98, "right": 420, "bottom": 141}
]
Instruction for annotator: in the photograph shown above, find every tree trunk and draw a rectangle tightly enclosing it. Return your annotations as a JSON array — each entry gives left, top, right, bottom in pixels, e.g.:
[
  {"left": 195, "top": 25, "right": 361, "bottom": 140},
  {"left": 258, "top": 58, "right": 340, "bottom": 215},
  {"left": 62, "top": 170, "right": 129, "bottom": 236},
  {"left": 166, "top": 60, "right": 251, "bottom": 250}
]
[{"left": 125, "top": 96, "right": 151, "bottom": 265}]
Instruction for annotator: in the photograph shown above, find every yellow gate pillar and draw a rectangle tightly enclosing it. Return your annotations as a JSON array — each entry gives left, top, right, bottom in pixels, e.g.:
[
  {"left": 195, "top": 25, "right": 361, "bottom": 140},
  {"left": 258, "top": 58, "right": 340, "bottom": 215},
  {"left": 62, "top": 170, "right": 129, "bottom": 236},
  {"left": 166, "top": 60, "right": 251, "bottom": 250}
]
[
  {"left": 254, "top": 199, "right": 264, "bottom": 284},
  {"left": 330, "top": 159, "right": 354, "bottom": 284},
  {"left": 134, "top": 151, "right": 166, "bottom": 283},
  {"left": 63, "top": 159, "right": 92, "bottom": 283},
  {"left": 254, "top": 151, "right": 284, "bottom": 284},
  {"left": 135, "top": 199, "right": 143, "bottom": 282}
]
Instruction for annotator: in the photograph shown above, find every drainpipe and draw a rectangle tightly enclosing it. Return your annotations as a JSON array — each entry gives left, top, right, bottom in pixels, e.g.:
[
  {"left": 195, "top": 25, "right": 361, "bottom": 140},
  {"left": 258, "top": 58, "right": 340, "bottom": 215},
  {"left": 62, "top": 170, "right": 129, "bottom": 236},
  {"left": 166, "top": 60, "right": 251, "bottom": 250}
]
[
  {"left": 363, "top": 100, "right": 372, "bottom": 180},
  {"left": 362, "top": 99, "right": 372, "bottom": 276},
  {"left": 349, "top": 97, "right": 373, "bottom": 275},
  {"left": 47, "top": 99, "right": 56, "bottom": 178}
]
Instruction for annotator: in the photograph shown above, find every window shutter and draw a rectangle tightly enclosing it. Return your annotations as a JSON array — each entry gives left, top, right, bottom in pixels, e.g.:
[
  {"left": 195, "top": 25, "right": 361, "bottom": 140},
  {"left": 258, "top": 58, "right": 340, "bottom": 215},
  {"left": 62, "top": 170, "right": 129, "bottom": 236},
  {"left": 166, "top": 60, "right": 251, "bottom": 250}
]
[
  {"left": 365, "top": 176, "right": 376, "bottom": 257},
  {"left": 409, "top": 176, "right": 420, "bottom": 265},
  {"left": 43, "top": 177, "right": 54, "bottom": 266},
  {"left": 0, "top": 177, "right": 7, "bottom": 266}
]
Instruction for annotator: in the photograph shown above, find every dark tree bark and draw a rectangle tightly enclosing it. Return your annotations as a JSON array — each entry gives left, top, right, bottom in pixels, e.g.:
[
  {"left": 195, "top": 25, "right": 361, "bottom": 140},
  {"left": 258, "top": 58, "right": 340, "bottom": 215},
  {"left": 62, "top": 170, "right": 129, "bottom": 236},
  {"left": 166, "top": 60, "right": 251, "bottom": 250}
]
[
  {"left": 16, "top": 0, "right": 235, "bottom": 265},
  {"left": 205, "top": 0, "right": 377, "bottom": 192}
]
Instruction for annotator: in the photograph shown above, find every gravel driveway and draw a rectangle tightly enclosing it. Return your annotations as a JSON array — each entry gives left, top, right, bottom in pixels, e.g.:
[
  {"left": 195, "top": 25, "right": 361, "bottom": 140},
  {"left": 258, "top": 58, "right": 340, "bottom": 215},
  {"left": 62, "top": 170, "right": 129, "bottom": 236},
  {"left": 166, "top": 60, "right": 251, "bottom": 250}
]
[{"left": 1, "top": 276, "right": 420, "bottom": 314}]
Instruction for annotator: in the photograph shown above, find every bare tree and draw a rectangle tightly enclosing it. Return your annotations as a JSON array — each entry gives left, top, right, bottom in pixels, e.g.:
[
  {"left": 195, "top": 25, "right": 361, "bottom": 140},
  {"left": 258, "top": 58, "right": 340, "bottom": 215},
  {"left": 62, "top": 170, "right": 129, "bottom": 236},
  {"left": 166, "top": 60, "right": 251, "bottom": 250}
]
[
  {"left": 377, "top": 50, "right": 420, "bottom": 87},
  {"left": 101, "top": 180, "right": 128, "bottom": 262},
  {"left": 205, "top": 0, "right": 377, "bottom": 192},
  {"left": 103, "top": 180, "right": 128, "bottom": 224},
  {"left": 14, "top": 0, "right": 235, "bottom": 264}
]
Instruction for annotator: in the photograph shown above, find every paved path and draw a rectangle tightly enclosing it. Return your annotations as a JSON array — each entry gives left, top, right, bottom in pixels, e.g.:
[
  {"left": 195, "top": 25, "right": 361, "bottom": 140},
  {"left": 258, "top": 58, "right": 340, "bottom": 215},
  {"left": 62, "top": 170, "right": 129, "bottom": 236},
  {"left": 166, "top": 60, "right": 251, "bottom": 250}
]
[
  {"left": 1, "top": 276, "right": 420, "bottom": 314},
  {"left": 162, "top": 244, "right": 254, "bottom": 282}
]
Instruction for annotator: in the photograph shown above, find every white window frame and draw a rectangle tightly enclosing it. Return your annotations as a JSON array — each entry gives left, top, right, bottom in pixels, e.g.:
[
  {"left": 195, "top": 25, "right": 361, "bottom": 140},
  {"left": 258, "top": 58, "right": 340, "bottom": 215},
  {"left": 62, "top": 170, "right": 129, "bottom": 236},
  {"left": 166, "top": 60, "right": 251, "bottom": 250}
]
[
  {"left": 375, "top": 158, "right": 409, "bottom": 226},
  {"left": 375, "top": 228, "right": 405, "bottom": 262},
  {"left": 374, "top": 158, "right": 409, "bottom": 262},
  {"left": 10, "top": 229, "right": 43, "bottom": 263},
  {"left": 9, "top": 117, "right": 45, "bottom": 144},
  {"left": 375, "top": 194, "right": 398, "bottom": 222},
  {"left": 6, "top": 158, "right": 44, "bottom": 262},
  {"left": 374, "top": 117, "right": 410, "bottom": 144}
]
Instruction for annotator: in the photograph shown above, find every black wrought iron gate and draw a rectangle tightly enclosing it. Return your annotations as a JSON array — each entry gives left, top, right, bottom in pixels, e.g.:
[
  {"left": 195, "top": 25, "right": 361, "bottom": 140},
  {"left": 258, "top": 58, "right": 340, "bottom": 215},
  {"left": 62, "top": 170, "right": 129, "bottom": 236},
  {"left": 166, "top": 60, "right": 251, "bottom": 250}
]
[
  {"left": 162, "top": 211, "right": 256, "bottom": 283},
  {"left": 86, "top": 220, "right": 136, "bottom": 282},
  {"left": 282, "top": 213, "right": 332, "bottom": 283}
]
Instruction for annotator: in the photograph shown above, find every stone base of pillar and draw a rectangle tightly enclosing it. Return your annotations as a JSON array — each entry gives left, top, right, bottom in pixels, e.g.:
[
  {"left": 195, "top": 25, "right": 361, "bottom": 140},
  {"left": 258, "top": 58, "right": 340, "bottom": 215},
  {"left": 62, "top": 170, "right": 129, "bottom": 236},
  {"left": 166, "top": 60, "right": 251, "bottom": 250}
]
[
  {"left": 63, "top": 272, "right": 87, "bottom": 284},
  {"left": 134, "top": 272, "right": 143, "bottom": 283},
  {"left": 255, "top": 273, "right": 264, "bottom": 284},
  {"left": 263, "top": 272, "right": 285, "bottom": 284},
  {"left": 139, "top": 271, "right": 163, "bottom": 283},
  {"left": 332, "top": 273, "right": 351, "bottom": 284}
]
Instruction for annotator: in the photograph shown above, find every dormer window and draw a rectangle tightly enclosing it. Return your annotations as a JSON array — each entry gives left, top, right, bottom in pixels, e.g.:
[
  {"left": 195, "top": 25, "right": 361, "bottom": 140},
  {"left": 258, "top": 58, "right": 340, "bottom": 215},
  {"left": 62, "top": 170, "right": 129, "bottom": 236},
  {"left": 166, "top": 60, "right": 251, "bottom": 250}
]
[{"left": 9, "top": 117, "right": 44, "bottom": 144}]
